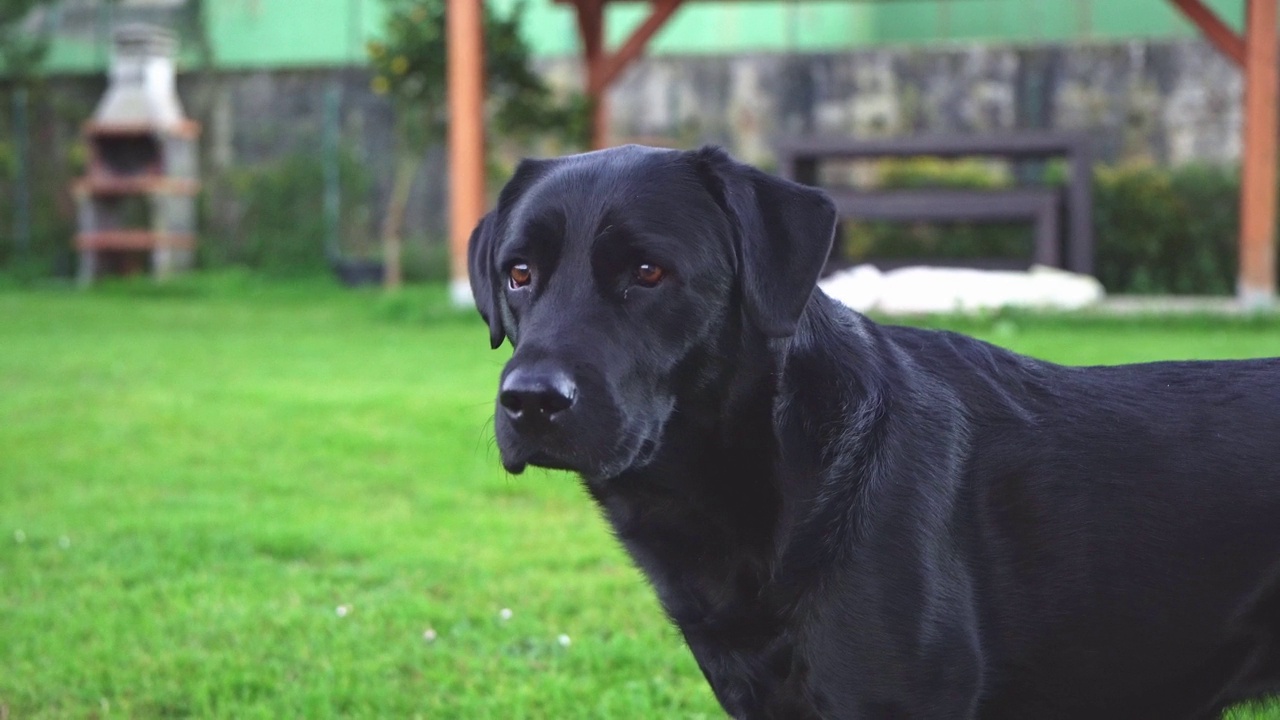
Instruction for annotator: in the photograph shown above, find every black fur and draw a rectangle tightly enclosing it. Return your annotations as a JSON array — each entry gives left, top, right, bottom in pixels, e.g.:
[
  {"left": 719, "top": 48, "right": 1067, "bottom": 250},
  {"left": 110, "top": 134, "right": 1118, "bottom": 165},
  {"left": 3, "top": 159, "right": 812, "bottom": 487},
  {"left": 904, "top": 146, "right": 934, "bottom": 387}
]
[{"left": 467, "top": 144, "right": 1280, "bottom": 719}]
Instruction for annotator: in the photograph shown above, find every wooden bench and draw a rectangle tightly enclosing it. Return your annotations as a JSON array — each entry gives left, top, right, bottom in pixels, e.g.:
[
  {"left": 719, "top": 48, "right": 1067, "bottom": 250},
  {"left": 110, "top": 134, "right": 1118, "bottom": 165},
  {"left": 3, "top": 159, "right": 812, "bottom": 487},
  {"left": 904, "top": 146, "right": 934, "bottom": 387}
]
[{"left": 776, "top": 132, "right": 1095, "bottom": 275}]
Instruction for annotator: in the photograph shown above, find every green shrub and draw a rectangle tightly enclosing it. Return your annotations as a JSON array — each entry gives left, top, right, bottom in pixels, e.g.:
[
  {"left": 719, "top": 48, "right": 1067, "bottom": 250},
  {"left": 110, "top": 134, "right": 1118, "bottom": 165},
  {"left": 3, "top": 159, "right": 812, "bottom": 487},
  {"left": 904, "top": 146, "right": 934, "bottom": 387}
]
[
  {"left": 1093, "top": 162, "right": 1237, "bottom": 295},
  {"left": 205, "top": 149, "right": 373, "bottom": 277},
  {"left": 399, "top": 236, "right": 452, "bottom": 284}
]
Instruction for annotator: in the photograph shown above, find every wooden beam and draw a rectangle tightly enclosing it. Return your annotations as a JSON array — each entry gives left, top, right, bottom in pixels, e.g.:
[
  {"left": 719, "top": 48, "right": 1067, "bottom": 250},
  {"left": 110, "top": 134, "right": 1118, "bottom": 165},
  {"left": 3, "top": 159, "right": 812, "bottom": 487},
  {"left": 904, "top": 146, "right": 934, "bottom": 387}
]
[
  {"left": 591, "top": 0, "right": 684, "bottom": 94},
  {"left": 1169, "top": 0, "right": 1246, "bottom": 67},
  {"left": 576, "top": 0, "right": 604, "bottom": 79},
  {"left": 1238, "top": 0, "right": 1278, "bottom": 305},
  {"left": 575, "top": 0, "right": 609, "bottom": 149},
  {"left": 569, "top": 0, "right": 685, "bottom": 149},
  {"left": 447, "top": 0, "right": 487, "bottom": 306}
]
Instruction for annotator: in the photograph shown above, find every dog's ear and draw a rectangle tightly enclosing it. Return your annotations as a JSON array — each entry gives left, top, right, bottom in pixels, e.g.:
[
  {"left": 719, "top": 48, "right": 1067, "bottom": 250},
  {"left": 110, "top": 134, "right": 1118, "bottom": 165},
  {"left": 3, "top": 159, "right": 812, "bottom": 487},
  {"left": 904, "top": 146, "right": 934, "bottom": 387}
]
[
  {"left": 691, "top": 146, "right": 837, "bottom": 338},
  {"left": 467, "top": 211, "right": 505, "bottom": 349},
  {"left": 467, "top": 158, "right": 554, "bottom": 349}
]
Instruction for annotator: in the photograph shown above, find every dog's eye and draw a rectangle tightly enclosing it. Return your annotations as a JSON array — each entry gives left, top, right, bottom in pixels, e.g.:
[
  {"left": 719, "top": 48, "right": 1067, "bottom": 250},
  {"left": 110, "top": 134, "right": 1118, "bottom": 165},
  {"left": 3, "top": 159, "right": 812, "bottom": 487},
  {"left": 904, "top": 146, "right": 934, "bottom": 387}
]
[
  {"left": 635, "top": 263, "right": 665, "bottom": 287},
  {"left": 509, "top": 263, "right": 532, "bottom": 289}
]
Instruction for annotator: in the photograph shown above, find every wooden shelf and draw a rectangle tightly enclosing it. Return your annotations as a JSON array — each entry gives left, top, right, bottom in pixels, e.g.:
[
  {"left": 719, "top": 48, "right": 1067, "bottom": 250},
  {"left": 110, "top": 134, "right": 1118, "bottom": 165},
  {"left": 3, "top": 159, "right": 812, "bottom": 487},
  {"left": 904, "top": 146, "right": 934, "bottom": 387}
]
[
  {"left": 82, "top": 120, "right": 202, "bottom": 140},
  {"left": 74, "top": 177, "right": 200, "bottom": 197},
  {"left": 76, "top": 231, "right": 196, "bottom": 251}
]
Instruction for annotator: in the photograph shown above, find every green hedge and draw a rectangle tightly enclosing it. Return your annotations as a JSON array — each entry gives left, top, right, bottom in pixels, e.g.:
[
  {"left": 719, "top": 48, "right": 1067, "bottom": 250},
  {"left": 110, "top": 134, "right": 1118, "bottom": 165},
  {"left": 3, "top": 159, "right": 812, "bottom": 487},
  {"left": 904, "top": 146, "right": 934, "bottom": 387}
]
[
  {"left": 840, "top": 158, "right": 1247, "bottom": 296},
  {"left": 1093, "top": 163, "right": 1237, "bottom": 295},
  {"left": 204, "top": 150, "right": 374, "bottom": 277}
]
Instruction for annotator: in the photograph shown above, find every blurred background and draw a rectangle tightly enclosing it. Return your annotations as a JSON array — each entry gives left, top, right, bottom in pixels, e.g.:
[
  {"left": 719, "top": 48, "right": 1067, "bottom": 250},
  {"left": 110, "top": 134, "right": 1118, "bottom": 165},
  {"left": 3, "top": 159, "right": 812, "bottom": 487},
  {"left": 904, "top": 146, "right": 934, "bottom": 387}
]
[
  {"left": 0, "top": 0, "right": 1269, "bottom": 293},
  {"left": 4, "top": 1, "right": 1280, "bottom": 718}
]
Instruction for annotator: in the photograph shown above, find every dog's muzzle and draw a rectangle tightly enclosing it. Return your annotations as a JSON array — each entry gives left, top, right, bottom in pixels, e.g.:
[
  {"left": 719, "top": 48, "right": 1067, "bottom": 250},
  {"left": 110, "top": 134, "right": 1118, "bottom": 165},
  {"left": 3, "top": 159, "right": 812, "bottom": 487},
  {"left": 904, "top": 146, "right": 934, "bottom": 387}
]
[
  {"left": 494, "top": 360, "right": 585, "bottom": 474},
  {"left": 499, "top": 366, "right": 577, "bottom": 432}
]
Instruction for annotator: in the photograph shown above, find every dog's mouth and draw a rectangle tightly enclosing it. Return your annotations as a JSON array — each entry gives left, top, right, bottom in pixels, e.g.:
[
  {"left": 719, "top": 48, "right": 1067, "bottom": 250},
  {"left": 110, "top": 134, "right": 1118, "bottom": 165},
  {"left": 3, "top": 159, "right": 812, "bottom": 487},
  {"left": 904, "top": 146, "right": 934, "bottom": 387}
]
[
  {"left": 499, "top": 430, "right": 662, "bottom": 479},
  {"left": 502, "top": 451, "right": 575, "bottom": 475}
]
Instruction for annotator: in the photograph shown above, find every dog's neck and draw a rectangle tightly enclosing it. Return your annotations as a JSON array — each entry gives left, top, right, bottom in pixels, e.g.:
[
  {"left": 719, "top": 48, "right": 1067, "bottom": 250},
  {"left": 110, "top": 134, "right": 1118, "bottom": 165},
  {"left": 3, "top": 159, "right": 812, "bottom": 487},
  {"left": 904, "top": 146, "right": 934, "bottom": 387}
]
[{"left": 583, "top": 292, "right": 877, "bottom": 625}]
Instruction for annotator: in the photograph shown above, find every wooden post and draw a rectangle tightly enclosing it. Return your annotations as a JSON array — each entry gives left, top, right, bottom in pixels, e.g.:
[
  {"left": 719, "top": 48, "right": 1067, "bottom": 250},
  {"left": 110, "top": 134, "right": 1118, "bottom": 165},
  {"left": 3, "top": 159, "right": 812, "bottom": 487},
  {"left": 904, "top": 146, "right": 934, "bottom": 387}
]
[
  {"left": 571, "top": 0, "right": 684, "bottom": 150},
  {"left": 1067, "top": 136, "right": 1095, "bottom": 276},
  {"left": 589, "top": 0, "right": 683, "bottom": 94},
  {"left": 1170, "top": 0, "right": 1247, "bottom": 65},
  {"left": 575, "top": 0, "right": 607, "bottom": 149},
  {"left": 448, "top": 0, "right": 487, "bottom": 307},
  {"left": 1240, "top": 0, "right": 1278, "bottom": 306}
]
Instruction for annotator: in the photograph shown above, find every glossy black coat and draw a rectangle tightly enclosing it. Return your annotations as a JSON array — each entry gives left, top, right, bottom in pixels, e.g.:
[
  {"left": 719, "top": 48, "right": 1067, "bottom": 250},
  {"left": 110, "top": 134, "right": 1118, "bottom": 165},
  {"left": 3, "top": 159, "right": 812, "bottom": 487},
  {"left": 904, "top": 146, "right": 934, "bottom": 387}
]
[{"left": 468, "top": 144, "right": 1280, "bottom": 719}]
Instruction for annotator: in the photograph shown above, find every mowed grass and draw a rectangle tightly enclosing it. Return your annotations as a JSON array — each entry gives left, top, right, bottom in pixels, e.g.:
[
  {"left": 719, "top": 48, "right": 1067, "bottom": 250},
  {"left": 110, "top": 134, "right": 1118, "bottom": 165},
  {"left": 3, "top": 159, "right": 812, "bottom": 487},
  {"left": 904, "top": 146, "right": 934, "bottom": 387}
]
[{"left": 3, "top": 273, "right": 1280, "bottom": 719}]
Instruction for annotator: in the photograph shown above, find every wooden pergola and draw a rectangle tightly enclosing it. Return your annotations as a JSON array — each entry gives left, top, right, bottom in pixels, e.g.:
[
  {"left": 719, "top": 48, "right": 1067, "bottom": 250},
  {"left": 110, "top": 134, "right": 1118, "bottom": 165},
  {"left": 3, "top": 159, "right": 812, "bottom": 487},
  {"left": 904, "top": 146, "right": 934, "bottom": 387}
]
[{"left": 447, "top": 0, "right": 1279, "bottom": 307}]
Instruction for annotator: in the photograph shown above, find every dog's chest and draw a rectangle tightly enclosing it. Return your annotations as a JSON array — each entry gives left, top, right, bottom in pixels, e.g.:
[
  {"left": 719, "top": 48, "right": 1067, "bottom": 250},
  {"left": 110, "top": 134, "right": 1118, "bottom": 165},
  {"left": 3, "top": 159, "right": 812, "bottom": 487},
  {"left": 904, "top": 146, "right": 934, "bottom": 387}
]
[{"left": 589, "top": 479, "right": 826, "bottom": 718}]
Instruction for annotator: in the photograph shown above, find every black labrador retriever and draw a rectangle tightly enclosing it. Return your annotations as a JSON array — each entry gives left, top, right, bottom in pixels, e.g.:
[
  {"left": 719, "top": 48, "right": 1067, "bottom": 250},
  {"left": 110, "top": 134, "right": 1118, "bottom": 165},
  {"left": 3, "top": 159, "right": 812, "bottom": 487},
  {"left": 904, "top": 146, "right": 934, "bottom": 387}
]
[{"left": 467, "top": 144, "right": 1280, "bottom": 719}]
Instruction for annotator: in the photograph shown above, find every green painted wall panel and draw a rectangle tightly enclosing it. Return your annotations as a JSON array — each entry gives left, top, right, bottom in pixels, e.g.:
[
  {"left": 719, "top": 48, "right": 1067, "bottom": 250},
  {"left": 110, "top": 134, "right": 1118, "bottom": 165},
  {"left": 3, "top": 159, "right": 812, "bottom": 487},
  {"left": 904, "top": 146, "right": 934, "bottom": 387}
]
[
  {"left": 20, "top": 0, "right": 1262, "bottom": 75},
  {"left": 504, "top": 0, "right": 1248, "bottom": 57},
  {"left": 207, "top": 0, "right": 380, "bottom": 68},
  {"left": 485, "top": 0, "right": 873, "bottom": 56},
  {"left": 870, "top": 0, "right": 1243, "bottom": 47}
]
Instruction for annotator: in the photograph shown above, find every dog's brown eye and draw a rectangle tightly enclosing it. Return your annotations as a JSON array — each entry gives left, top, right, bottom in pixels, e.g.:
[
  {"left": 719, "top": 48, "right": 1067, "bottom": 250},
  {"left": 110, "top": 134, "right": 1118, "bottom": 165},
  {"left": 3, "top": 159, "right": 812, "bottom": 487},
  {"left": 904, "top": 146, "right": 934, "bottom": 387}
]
[
  {"left": 509, "top": 263, "right": 532, "bottom": 289},
  {"left": 636, "top": 263, "right": 665, "bottom": 287}
]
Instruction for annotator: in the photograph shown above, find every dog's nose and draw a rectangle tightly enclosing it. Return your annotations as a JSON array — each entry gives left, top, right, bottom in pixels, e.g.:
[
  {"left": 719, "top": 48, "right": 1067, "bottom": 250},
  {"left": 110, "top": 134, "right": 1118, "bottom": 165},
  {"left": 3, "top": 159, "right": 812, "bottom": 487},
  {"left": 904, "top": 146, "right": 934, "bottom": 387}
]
[{"left": 499, "top": 367, "right": 577, "bottom": 424}]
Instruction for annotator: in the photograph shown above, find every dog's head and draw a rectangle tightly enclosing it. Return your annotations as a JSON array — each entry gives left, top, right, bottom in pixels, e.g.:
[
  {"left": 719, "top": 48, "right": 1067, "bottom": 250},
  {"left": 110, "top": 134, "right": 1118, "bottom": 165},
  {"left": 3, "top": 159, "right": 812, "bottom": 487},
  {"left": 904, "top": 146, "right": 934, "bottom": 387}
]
[{"left": 469, "top": 145, "right": 836, "bottom": 478}]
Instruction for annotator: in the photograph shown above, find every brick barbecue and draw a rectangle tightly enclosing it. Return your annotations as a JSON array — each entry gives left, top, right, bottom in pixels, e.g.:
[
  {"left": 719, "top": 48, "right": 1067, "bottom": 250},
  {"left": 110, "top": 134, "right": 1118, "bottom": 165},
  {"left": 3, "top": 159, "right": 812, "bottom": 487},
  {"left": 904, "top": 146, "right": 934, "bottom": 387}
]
[{"left": 74, "top": 23, "right": 200, "bottom": 283}]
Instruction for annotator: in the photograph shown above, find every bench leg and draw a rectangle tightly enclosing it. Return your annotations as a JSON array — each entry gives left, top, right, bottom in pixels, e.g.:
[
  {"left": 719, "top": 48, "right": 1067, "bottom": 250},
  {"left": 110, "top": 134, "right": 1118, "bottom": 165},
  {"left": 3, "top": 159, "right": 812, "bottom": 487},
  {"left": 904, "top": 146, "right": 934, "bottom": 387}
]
[{"left": 1033, "top": 205, "right": 1061, "bottom": 268}]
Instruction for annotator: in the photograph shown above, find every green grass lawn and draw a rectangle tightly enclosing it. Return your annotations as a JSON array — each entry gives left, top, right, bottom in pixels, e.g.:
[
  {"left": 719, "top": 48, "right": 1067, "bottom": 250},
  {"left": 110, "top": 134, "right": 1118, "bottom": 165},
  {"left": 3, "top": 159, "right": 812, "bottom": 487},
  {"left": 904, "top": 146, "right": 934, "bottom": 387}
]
[{"left": 3, "top": 273, "right": 1280, "bottom": 719}]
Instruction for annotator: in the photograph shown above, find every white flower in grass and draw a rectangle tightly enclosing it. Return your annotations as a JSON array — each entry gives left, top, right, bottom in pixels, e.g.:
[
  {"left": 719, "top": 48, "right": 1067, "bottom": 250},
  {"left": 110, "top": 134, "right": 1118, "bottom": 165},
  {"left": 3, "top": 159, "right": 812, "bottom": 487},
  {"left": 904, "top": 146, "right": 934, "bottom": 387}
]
[
  {"left": 58, "top": 535, "right": 71, "bottom": 549},
  {"left": 423, "top": 628, "right": 438, "bottom": 643},
  {"left": 336, "top": 604, "right": 352, "bottom": 617},
  {"left": 557, "top": 634, "right": 571, "bottom": 647},
  {"left": 499, "top": 608, "right": 513, "bottom": 622},
  {"left": 14, "top": 530, "right": 25, "bottom": 543}
]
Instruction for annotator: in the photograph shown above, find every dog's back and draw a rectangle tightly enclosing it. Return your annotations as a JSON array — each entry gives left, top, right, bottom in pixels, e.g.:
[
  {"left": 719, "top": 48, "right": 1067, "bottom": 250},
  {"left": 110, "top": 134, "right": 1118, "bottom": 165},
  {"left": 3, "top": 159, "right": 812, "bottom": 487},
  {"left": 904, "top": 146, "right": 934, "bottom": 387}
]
[{"left": 876, "top": 317, "right": 1280, "bottom": 717}]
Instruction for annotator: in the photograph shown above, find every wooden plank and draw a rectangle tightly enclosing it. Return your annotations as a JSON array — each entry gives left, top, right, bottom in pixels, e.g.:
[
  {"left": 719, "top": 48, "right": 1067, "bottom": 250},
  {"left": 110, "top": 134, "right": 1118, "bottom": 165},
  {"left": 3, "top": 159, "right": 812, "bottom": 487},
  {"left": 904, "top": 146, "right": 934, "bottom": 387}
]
[
  {"left": 570, "top": 0, "right": 682, "bottom": 148},
  {"left": 591, "top": 0, "right": 684, "bottom": 94},
  {"left": 447, "top": 0, "right": 487, "bottom": 303},
  {"left": 827, "top": 188, "right": 1062, "bottom": 269},
  {"left": 1239, "top": 0, "right": 1278, "bottom": 304},
  {"left": 574, "top": 0, "right": 608, "bottom": 148},
  {"left": 73, "top": 177, "right": 201, "bottom": 196},
  {"left": 776, "top": 131, "right": 1090, "bottom": 161},
  {"left": 826, "top": 188, "right": 1058, "bottom": 221},
  {"left": 76, "top": 231, "right": 195, "bottom": 250},
  {"left": 1169, "top": 0, "right": 1246, "bottom": 67},
  {"left": 84, "top": 120, "right": 202, "bottom": 139},
  {"left": 841, "top": 257, "right": 1038, "bottom": 272}
]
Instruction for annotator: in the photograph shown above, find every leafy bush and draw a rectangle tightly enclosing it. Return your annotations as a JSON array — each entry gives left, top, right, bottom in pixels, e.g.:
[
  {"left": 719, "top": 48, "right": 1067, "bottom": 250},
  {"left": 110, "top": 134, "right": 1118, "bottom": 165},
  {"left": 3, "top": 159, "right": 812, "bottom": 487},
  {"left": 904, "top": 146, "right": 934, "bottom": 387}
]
[
  {"left": 205, "top": 149, "right": 373, "bottom": 277},
  {"left": 367, "top": 0, "right": 588, "bottom": 150},
  {"left": 1093, "top": 162, "right": 1238, "bottom": 295}
]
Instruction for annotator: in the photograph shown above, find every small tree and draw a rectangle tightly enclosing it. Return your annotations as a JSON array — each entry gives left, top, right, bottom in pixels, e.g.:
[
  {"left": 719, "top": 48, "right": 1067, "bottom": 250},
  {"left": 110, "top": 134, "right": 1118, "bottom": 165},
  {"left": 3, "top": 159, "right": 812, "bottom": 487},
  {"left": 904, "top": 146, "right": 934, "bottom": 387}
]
[
  {"left": 368, "top": 0, "right": 587, "bottom": 288},
  {"left": 0, "top": 0, "right": 52, "bottom": 81}
]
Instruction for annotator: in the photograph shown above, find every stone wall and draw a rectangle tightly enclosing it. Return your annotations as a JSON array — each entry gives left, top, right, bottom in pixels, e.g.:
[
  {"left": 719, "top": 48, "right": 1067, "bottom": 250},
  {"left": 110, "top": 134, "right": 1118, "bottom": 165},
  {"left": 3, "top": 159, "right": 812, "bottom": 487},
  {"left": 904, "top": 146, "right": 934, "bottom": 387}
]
[{"left": 545, "top": 38, "right": 1242, "bottom": 168}]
